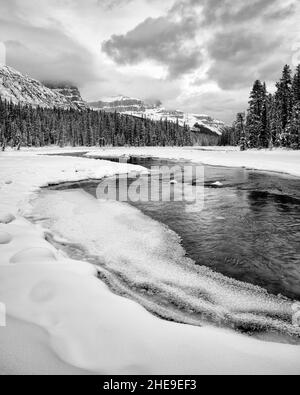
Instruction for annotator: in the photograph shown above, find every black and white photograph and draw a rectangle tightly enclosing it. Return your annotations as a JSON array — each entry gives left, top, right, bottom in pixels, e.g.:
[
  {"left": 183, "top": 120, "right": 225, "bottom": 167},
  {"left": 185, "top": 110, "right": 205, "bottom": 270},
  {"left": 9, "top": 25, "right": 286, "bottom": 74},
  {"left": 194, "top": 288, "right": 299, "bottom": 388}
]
[{"left": 0, "top": 0, "right": 300, "bottom": 379}]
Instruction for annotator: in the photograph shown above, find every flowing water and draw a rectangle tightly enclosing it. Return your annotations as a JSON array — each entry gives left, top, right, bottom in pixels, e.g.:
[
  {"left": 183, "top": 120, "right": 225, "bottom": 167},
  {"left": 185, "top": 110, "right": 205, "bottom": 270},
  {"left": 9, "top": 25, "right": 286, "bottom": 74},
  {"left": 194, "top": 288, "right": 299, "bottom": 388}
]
[
  {"left": 84, "top": 156, "right": 300, "bottom": 301},
  {"left": 31, "top": 153, "right": 300, "bottom": 340}
]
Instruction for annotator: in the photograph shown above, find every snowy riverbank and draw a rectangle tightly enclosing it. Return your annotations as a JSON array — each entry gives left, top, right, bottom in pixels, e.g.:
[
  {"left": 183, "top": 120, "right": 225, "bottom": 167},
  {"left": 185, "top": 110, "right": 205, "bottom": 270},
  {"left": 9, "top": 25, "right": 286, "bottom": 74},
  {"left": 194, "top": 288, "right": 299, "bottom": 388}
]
[
  {"left": 85, "top": 146, "right": 300, "bottom": 178},
  {"left": 0, "top": 148, "right": 300, "bottom": 375}
]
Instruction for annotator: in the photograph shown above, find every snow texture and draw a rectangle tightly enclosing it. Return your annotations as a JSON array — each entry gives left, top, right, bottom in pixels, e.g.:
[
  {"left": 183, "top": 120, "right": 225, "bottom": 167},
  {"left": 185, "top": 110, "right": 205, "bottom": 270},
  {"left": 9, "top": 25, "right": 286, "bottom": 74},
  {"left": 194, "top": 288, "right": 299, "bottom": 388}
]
[
  {"left": 32, "top": 189, "right": 300, "bottom": 337},
  {"left": 0, "top": 147, "right": 300, "bottom": 375}
]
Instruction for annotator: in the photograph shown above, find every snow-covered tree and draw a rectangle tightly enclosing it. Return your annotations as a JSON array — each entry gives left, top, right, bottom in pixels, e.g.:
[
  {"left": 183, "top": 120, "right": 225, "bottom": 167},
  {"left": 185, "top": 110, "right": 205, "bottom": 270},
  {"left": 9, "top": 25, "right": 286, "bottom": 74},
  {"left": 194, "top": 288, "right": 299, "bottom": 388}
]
[
  {"left": 246, "top": 80, "right": 267, "bottom": 148},
  {"left": 235, "top": 112, "right": 247, "bottom": 151},
  {"left": 292, "top": 64, "right": 300, "bottom": 104},
  {"left": 289, "top": 102, "right": 300, "bottom": 149},
  {"left": 233, "top": 63, "right": 300, "bottom": 150}
]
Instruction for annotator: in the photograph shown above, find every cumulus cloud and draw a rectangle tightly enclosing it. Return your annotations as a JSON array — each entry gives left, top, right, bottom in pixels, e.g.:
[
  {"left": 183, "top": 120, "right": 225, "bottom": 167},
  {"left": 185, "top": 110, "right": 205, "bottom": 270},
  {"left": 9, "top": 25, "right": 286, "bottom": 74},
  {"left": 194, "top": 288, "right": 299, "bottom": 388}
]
[
  {"left": 102, "top": 3, "right": 203, "bottom": 78},
  {"left": 103, "top": 0, "right": 299, "bottom": 89},
  {"left": 1, "top": 0, "right": 299, "bottom": 122},
  {"left": 182, "top": 0, "right": 295, "bottom": 26},
  {"left": 196, "top": 0, "right": 298, "bottom": 89}
]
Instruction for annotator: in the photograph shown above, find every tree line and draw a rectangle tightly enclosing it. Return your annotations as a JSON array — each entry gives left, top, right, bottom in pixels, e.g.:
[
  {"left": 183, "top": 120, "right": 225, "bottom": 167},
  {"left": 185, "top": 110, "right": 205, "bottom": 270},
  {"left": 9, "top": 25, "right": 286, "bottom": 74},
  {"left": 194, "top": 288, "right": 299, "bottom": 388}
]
[
  {"left": 0, "top": 99, "right": 193, "bottom": 150},
  {"left": 219, "top": 64, "right": 300, "bottom": 150}
]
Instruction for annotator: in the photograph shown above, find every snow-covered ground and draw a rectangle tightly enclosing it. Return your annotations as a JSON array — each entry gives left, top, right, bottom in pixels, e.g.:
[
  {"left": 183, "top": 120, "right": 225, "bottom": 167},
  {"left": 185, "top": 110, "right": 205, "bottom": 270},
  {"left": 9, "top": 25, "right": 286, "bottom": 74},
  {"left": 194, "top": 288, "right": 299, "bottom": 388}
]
[
  {"left": 0, "top": 147, "right": 300, "bottom": 375},
  {"left": 31, "top": 189, "right": 300, "bottom": 338}
]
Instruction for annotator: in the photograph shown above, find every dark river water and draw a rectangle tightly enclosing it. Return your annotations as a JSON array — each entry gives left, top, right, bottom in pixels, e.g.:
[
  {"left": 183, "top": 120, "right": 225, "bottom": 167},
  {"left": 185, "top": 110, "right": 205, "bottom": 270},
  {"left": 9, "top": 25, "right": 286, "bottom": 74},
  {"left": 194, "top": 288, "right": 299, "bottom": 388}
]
[
  {"left": 80, "top": 155, "right": 300, "bottom": 301},
  {"left": 40, "top": 152, "right": 300, "bottom": 339}
]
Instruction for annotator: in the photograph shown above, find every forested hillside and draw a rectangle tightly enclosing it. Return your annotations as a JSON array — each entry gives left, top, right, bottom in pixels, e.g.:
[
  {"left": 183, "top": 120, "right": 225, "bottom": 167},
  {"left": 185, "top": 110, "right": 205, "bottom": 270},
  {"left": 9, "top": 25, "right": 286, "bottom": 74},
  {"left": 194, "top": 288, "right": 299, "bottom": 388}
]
[
  {"left": 0, "top": 99, "right": 193, "bottom": 149},
  {"left": 220, "top": 64, "right": 300, "bottom": 150}
]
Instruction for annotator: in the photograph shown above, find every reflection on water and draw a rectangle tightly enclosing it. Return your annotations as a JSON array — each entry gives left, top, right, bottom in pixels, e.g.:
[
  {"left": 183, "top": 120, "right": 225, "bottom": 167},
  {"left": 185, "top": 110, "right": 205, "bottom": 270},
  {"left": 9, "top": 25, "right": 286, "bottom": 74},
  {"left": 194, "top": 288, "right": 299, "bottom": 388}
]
[{"left": 80, "top": 156, "right": 300, "bottom": 301}]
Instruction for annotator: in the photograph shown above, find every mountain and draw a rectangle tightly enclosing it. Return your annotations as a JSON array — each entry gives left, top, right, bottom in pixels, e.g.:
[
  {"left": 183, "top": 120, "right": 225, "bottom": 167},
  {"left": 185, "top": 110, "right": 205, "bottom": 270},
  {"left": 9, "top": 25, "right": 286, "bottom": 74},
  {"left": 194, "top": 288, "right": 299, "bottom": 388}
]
[
  {"left": 0, "top": 65, "right": 224, "bottom": 135},
  {"left": 44, "top": 83, "right": 88, "bottom": 110},
  {"left": 89, "top": 95, "right": 146, "bottom": 112},
  {"left": 0, "top": 65, "right": 81, "bottom": 110},
  {"left": 126, "top": 108, "right": 225, "bottom": 136},
  {"left": 90, "top": 95, "right": 224, "bottom": 135}
]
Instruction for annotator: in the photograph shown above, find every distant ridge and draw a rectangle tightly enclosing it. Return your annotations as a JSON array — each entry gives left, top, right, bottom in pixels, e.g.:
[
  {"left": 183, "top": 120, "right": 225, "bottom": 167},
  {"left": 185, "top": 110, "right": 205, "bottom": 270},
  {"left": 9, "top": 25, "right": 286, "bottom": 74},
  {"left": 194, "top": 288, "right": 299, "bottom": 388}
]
[
  {"left": 89, "top": 95, "right": 145, "bottom": 112},
  {"left": 90, "top": 95, "right": 225, "bottom": 135}
]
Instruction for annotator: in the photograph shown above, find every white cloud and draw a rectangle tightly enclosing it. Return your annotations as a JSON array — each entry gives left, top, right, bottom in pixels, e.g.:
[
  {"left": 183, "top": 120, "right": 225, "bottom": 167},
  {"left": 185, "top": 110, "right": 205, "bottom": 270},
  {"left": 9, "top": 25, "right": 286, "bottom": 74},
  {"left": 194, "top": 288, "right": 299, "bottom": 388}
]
[{"left": 0, "top": 0, "right": 299, "bottom": 122}]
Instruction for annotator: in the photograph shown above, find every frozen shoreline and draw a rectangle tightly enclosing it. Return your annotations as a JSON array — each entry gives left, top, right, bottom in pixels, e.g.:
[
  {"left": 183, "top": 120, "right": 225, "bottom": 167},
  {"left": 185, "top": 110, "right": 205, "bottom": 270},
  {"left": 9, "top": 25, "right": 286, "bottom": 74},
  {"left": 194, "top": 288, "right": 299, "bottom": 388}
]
[
  {"left": 85, "top": 146, "right": 300, "bottom": 178},
  {"left": 0, "top": 147, "right": 300, "bottom": 375},
  {"left": 31, "top": 188, "right": 300, "bottom": 338}
]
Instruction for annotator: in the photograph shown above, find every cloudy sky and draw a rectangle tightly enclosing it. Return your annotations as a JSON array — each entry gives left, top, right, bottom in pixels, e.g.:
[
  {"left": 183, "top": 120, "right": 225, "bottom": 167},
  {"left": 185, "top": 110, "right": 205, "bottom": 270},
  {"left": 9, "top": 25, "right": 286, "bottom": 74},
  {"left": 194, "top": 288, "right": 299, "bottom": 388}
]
[{"left": 0, "top": 0, "right": 299, "bottom": 122}]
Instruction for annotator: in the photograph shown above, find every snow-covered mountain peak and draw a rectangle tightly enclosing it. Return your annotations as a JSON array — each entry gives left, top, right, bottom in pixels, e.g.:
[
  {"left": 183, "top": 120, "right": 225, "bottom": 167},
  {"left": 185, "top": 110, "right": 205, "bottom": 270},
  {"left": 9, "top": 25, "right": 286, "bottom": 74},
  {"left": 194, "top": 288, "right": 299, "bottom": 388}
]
[
  {"left": 0, "top": 65, "right": 81, "bottom": 110},
  {"left": 124, "top": 106, "right": 225, "bottom": 136}
]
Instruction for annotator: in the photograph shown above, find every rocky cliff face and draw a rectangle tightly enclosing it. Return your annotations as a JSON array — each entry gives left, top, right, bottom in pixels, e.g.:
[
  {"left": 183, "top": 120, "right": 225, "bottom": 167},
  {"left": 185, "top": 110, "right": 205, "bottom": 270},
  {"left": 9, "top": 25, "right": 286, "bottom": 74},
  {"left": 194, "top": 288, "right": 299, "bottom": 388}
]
[
  {"left": 0, "top": 65, "right": 79, "bottom": 110},
  {"left": 89, "top": 95, "right": 146, "bottom": 112},
  {"left": 44, "top": 83, "right": 88, "bottom": 110}
]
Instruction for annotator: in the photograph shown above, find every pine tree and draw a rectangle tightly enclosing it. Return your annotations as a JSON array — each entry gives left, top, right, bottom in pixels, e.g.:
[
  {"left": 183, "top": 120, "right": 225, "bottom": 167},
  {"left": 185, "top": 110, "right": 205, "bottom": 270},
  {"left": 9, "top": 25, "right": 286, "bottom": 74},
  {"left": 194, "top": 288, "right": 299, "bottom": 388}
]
[
  {"left": 232, "top": 63, "right": 300, "bottom": 150},
  {"left": 0, "top": 97, "right": 195, "bottom": 149},
  {"left": 259, "top": 83, "right": 271, "bottom": 148},
  {"left": 266, "top": 95, "right": 278, "bottom": 147},
  {"left": 275, "top": 65, "right": 293, "bottom": 146},
  {"left": 289, "top": 102, "right": 300, "bottom": 149},
  {"left": 292, "top": 64, "right": 300, "bottom": 104},
  {"left": 236, "top": 113, "right": 247, "bottom": 151},
  {"left": 246, "top": 80, "right": 266, "bottom": 148}
]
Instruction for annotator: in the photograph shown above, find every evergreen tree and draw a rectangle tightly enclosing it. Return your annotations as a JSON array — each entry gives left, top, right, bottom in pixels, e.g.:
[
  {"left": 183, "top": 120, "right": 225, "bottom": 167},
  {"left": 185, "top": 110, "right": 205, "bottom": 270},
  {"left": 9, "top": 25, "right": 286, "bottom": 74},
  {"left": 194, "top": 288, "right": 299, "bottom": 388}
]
[
  {"left": 235, "top": 113, "right": 247, "bottom": 151},
  {"left": 0, "top": 98, "right": 194, "bottom": 149},
  {"left": 233, "top": 63, "right": 300, "bottom": 150},
  {"left": 267, "top": 95, "right": 277, "bottom": 146},
  {"left": 289, "top": 102, "right": 300, "bottom": 149},
  {"left": 246, "top": 80, "right": 266, "bottom": 148},
  {"left": 292, "top": 64, "right": 300, "bottom": 104},
  {"left": 275, "top": 65, "right": 293, "bottom": 146},
  {"left": 259, "top": 83, "right": 271, "bottom": 148}
]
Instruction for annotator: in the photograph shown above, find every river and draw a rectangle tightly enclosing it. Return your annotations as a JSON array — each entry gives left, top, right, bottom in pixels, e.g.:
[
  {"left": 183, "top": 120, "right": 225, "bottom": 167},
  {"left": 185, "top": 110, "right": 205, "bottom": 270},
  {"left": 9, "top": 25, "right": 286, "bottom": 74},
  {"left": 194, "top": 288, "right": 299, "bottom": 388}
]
[{"left": 29, "top": 153, "right": 300, "bottom": 341}]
